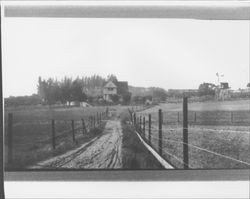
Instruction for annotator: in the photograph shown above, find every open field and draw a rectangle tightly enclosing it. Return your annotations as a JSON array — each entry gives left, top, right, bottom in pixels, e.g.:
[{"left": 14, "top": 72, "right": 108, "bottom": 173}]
[
  {"left": 4, "top": 106, "right": 107, "bottom": 122},
  {"left": 4, "top": 106, "right": 108, "bottom": 169},
  {"left": 145, "top": 124, "right": 250, "bottom": 169},
  {"left": 136, "top": 99, "right": 250, "bottom": 169},
  {"left": 4, "top": 99, "right": 250, "bottom": 169},
  {"left": 4, "top": 104, "right": 147, "bottom": 169},
  {"left": 144, "top": 99, "right": 250, "bottom": 112},
  {"left": 4, "top": 104, "right": 161, "bottom": 170}
]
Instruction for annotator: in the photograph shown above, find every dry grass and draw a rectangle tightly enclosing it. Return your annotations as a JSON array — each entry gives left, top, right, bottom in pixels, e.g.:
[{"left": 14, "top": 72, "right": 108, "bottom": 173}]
[
  {"left": 4, "top": 106, "right": 107, "bottom": 170},
  {"left": 135, "top": 100, "right": 250, "bottom": 169},
  {"left": 120, "top": 113, "right": 163, "bottom": 169},
  {"left": 139, "top": 122, "right": 250, "bottom": 169}
]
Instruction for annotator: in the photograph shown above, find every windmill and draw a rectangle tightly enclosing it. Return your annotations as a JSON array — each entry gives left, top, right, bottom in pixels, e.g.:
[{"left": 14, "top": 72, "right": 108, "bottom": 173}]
[{"left": 216, "top": 72, "right": 224, "bottom": 87}]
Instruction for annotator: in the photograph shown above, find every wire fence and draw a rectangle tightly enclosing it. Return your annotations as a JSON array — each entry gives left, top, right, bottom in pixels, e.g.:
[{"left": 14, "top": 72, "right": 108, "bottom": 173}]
[
  {"left": 5, "top": 108, "right": 110, "bottom": 168},
  {"left": 128, "top": 97, "right": 250, "bottom": 169}
]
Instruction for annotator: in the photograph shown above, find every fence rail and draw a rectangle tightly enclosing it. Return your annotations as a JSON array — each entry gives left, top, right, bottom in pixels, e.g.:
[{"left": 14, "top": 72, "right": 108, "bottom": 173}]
[
  {"left": 128, "top": 97, "right": 250, "bottom": 169},
  {"left": 6, "top": 108, "right": 110, "bottom": 167}
]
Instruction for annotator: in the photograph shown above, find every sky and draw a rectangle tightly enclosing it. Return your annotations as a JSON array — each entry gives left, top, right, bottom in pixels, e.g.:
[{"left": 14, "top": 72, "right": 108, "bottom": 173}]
[{"left": 2, "top": 18, "right": 249, "bottom": 97}]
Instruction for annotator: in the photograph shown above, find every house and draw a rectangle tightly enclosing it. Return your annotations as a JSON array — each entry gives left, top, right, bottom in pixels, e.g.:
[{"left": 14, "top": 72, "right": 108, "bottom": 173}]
[
  {"left": 103, "top": 80, "right": 130, "bottom": 102},
  {"left": 103, "top": 81, "right": 117, "bottom": 102},
  {"left": 215, "top": 82, "right": 231, "bottom": 100}
]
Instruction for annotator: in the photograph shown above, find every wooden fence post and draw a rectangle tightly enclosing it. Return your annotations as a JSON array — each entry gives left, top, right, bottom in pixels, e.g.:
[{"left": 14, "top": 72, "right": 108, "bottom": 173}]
[
  {"left": 71, "top": 120, "right": 75, "bottom": 142},
  {"left": 231, "top": 112, "right": 233, "bottom": 123},
  {"left": 7, "top": 113, "right": 13, "bottom": 166},
  {"left": 106, "top": 107, "right": 109, "bottom": 117},
  {"left": 148, "top": 114, "right": 151, "bottom": 145},
  {"left": 97, "top": 112, "right": 100, "bottom": 124},
  {"left": 89, "top": 116, "right": 91, "bottom": 130},
  {"left": 143, "top": 116, "right": 146, "bottom": 137},
  {"left": 130, "top": 110, "right": 133, "bottom": 123},
  {"left": 82, "top": 119, "right": 87, "bottom": 134},
  {"left": 158, "top": 109, "right": 163, "bottom": 156},
  {"left": 51, "top": 119, "right": 56, "bottom": 150},
  {"left": 183, "top": 97, "right": 189, "bottom": 169},
  {"left": 194, "top": 112, "right": 196, "bottom": 123},
  {"left": 96, "top": 112, "right": 99, "bottom": 126},
  {"left": 93, "top": 116, "right": 96, "bottom": 128},
  {"left": 133, "top": 113, "right": 136, "bottom": 127},
  {"left": 136, "top": 117, "right": 140, "bottom": 133},
  {"left": 139, "top": 116, "right": 142, "bottom": 133},
  {"left": 89, "top": 116, "right": 91, "bottom": 129}
]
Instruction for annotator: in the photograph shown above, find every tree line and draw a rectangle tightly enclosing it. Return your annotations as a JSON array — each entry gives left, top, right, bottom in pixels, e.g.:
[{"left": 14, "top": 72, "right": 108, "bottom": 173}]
[{"left": 37, "top": 75, "right": 116, "bottom": 105}]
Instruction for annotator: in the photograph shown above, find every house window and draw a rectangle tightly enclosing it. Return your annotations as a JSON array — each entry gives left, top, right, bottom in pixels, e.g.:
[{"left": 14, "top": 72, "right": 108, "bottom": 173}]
[{"left": 108, "top": 88, "right": 114, "bottom": 91}]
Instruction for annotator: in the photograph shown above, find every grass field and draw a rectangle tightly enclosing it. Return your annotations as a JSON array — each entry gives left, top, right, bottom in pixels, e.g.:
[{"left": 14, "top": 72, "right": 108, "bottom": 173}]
[
  {"left": 4, "top": 105, "right": 108, "bottom": 169},
  {"left": 120, "top": 112, "right": 163, "bottom": 169},
  {"left": 143, "top": 99, "right": 250, "bottom": 112},
  {"left": 4, "top": 104, "right": 144, "bottom": 169},
  {"left": 136, "top": 99, "right": 250, "bottom": 169},
  {"left": 4, "top": 99, "right": 250, "bottom": 169}
]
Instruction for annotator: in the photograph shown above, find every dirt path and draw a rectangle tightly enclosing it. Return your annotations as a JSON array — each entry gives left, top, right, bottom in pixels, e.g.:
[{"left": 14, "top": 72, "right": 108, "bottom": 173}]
[{"left": 32, "top": 119, "right": 123, "bottom": 169}]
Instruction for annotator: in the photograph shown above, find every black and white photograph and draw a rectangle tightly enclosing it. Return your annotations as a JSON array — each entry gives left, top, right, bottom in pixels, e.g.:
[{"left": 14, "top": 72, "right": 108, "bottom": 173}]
[{"left": 1, "top": 0, "right": 250, "bottom": 198}]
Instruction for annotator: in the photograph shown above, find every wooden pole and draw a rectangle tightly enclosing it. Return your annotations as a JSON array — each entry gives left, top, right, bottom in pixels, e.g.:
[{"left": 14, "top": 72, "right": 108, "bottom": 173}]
[
  {"left": 133, "top": 113, "right": 136, "bottom": 127},
  {"left": 82, "top": 119, "right": 87, "bottom": 134},
  {"left": 7, "top": 113, "right": 13, "bottom": 166},
  {"left": 231, "top": 112, "right": 233, "bottom": 123},
  {"left": 143, "top": 116, "right": 146, "bottom": 138},
  {"left": 139, "top": 116, "right": 142, "bottom": 133},
  {"left": 183, "top": 97, "right": 189, "bottom": 169},
  {"left": 72, "top": 120, "right": 75, "bottom": 142},
  {"left": 158, "top": 109, "right": 163, "bottom": 156},
  {"left": 106, "top": 107, "right": 109, "bottom": 117},
  {"left": 51, "top": 119, "right": 56, "bottom": 150},
  {"left": 88, "top": 117, "right": 91, "bottom": 129},
  {"left": 194, "top": 112, "right": 196, "bottom": 123},
  {"left": 178, "top": 112, "right": 180, "bottom": 123},
  {"left": 136, "top": 117, "right": 140, "bottom": 133},
  {"left": 96, "top": 112, "right": 98, "bottom": 125},
  {"left": 148, "top": 114, "right": 151, "bottom": 145}
]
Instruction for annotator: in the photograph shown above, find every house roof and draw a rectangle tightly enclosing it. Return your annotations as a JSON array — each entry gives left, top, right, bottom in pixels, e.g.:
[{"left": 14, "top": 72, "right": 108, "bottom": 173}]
[{"left": 104, "top": 81, "right": 117, "bottom": 88}]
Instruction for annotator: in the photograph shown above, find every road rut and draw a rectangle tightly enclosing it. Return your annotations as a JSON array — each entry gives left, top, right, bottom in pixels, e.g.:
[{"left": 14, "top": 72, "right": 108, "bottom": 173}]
[{"left": 32, "top": 119, "right": 123, "bottom": 169}]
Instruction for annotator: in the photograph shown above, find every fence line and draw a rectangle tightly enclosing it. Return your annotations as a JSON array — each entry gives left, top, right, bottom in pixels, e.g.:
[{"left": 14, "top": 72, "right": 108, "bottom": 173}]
[
  {"left": 135, "top": 109, "right": 249, "bottom": 125},
  {"left": 129, "top": 97, "right": 250, "bottom": 169},
  {"left": 188, "top": 127, "right": 250, "bottom": 134},
  {"left": 150, "top": 134, "right": 250, "bottom": 166},
  {"left": 6, "top": 109, "right": 109, "bottom": 166},
  {"left": 150, "top": 137, "right": 187, "bottom": 167}
]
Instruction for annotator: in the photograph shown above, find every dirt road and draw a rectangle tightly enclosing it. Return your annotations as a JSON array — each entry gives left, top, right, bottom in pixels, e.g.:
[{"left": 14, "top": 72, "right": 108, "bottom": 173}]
[{"left": 32, "top": 119, "right": 123, "bottom": 169}]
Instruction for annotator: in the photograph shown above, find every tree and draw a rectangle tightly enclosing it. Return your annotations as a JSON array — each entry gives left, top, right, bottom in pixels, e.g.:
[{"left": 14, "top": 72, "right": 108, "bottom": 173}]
[
  {"left": 198, "top": 82, "right": 216, "bottom": 96},
  {"left": 122, "top": 92, "right": 132, "bottom": 104},
  {"left": 247, "top": 83, "right": 250, "bottom": 88},
  {"left": 152, "top": 88, "right": 167, "bottom": 101},
  {"left": 110, "top": 94, "right": 119, "bottom": 103},
  {"left": 107, "top": 74, "right": 118, "bottom": 84},
  {"left": 71, "top": 80, "right": 87, "bottom": 102},
  {"left": 60, "top": 77, "right": 72, "bottom": 104}
]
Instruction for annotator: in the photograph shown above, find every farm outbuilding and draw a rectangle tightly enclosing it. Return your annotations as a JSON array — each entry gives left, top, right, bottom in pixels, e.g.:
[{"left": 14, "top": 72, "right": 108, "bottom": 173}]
[
  {"left": 103, "top": 80, "right": 130, "bottom": 103},
  {"left": 103, "top": 81, "right": 117, "bottom": 102},
  {"left": 215, "top": 82, "right": 232, "bottom": 101}
]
